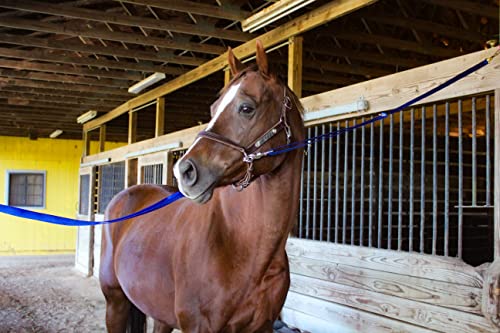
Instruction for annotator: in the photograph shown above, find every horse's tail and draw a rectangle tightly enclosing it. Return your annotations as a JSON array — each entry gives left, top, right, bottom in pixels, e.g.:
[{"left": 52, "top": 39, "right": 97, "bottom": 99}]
[{"left": 126, "top": 303, "right": 146, "bottom": 333}]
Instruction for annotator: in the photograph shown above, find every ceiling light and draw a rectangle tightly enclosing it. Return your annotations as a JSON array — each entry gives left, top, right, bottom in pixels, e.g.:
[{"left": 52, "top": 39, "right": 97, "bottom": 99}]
[
  {"left": 77, "top": 110, "right": 97, "bottom": 124},
  {"left": 242, "top": 0, "right": 317, "bottom": 33},
  {"left": 49, "top": 129, "right": 63, "bottom": 139},
  {"left": 128, "top": 72, "right": 166, "bottom": 94}
]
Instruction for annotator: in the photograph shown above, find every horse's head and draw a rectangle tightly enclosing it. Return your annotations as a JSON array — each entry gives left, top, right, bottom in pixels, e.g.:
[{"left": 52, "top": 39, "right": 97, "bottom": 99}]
[{"left": 174, "top": 41, "right": 304, "bottom": 204}]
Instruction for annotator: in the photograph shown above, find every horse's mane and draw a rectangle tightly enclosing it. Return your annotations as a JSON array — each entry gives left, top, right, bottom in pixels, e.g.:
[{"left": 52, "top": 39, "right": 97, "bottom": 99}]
[{"left": 219, "top": 64, "right": 304, "bottom": 115}]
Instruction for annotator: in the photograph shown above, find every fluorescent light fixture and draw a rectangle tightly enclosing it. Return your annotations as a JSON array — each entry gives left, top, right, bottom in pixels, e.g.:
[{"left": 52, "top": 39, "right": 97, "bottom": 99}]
[
  {"left": 77, "top": 110, "right": 97, "bottom": 124},
  {"left": 242, "top": 0, "right": 317, "bottom": 33},
  {"left": 303, "top": 98, "right": 369, "bottom": 122},
  {"left": 49, "top": 129, "right": 63, "bottom": 138},
  {"left": 124, "top": 142, "right": 183, "bottom": 159},
  {"left": 128, "top": 72, "right": 166, "bottom": 94},
  {"left": 80, "top": 157, "right": 111, "bottom": 167}
]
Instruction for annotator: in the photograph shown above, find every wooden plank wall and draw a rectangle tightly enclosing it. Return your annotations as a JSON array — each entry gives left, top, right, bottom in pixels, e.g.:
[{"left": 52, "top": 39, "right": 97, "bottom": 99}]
[{"left": 282, "top": 239, "right": 497, "bottom": 333}]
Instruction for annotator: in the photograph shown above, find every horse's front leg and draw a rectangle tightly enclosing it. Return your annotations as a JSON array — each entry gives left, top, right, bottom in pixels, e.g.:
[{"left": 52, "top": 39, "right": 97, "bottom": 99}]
[
  {"left": 102, "top": 286, "right": 131, "bottom": 333},
  {"left": 153, "top": 320, "right": 173, "bottom": 333}
]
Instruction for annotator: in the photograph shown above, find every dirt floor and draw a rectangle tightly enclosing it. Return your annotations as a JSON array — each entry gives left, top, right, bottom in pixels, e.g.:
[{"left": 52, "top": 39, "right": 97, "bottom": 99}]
[{"left": 0, "top": 255, "right": 106, "bottom": 333}]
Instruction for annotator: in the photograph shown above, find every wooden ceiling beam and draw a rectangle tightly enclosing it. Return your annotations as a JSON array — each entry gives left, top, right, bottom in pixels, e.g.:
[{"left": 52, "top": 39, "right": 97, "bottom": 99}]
[
  {"left": 0, "top": 76, "right": 131, "bottom": 96},
  {"left": 0, "top": 17, "right": 226, "bottom": 55},
  {"left": 366, "top": 16, "right": 487, "bottom": 44},
  {"left": 0, "top": 46, "right": 185, "bottom": 75},
  {"left": 1, "top": 86, "right": 126, "bottom": 102},
  {"left": 335, "top": 33, "right": 463, "bottom": 58},
  {"left": 420, "top": 0, "right": 499, "bottom": 20},
  {"left": 0, "top": 58, "right": 143, "bottom": 80},
  {"left": 0, "top": 92, "right": 117, "bottom": 108},
  {"left": 307, "top": 45, "right": 428, "bottom": 68},
  {"left": 0, "top": 33, "right": 204, "bottom": 67},
  {"left": 84, "top": 0, "right": 379, "bottom": 130},
  {"left": 0, "top": 0, "right": 252, "bottom": 42},
  {"left": 0, "top": 69, "right": 130, "bottom": 88},
  {"left": 117, "top": 0, "right": 249, "bottom": 21}
]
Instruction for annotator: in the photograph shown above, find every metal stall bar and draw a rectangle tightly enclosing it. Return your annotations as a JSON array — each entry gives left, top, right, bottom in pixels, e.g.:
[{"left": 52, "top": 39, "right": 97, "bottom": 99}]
[
  {"left": 458, "top": 100, "right": 464, "bottom": 259},
  {"left": 387, "top": 114, "right": 394, "bottom": 249},
  {"left": 298, "top": 160, "right": 304, "bottom": 238},
  {"left": 432, "top": 104, "right": 438, "bottom": 255},
  {"left": 343, "top": 121, "right": 349, "bottom": 244},
  {"left": 472, "top": 97, "right": 477, "bottom": 206},
  {"left": 360, "top": 118, "right": 366, "bottom": 246},
  {"left": 420, "top": 106, "right": 426, "bottom": 253},
  {"left": 398, "top": 112, "right": 404, "bottom": 251},
  {"left": 444, "top": 101, "right": 450, "bottom": 256},
  {"left": 409, "top": 108, "right": 415, "bottom": 252},
  {"left": 312, "top": 126, "right": 319, "bottom": 240},
  {"left": 378, "top": 120, "right": 384, "bottom": 248},
  {"left": 335, "top": 122, "right": 340, "bottom": 243},
  {"left": 327, "top": 123, "right": 333, "bottom": 242},
  {"left": 369, "top": 121, "right": 374, "bottom": 247},
  {"left": 320, "top": 125, "right": 326, "bottom": 241},
  {"left": 305, "top": 127, "right": 311, "bottom": 239},
  {"left": 486, "top": 95, "right": 491, "bottom": 206},
  {"left": 351, "top": 119, "right": 357, "bottom": 245}
]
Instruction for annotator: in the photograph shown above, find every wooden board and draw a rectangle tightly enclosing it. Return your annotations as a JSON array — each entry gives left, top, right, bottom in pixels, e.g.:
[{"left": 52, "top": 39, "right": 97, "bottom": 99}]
[
  {"left": 301, "top": 48, "right": 500, "bottom": 126},
  {"left": 283, "top": 292, "right": 435, "bottom": 333},
  {"left": 286, "top": 238, "right": 483, "bottom": 287},
  {"left": 289, "top": 255, "right": 482, "bottom": 314},
  {"left": 289, "top": 273, "right": 497, "bottom": 333}
]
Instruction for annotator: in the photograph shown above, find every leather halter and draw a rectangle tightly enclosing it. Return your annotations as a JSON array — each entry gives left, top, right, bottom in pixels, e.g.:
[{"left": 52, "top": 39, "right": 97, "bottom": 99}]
[{"left": 197, "top": 88, "right": 292, "bottom": 191}]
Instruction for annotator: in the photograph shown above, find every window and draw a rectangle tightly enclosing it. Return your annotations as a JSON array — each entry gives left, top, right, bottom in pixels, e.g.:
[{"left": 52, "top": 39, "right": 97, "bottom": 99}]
[
  {"left": 78, "top": 174, "right": 90, "bottom": 215},
  {"left": 98, "top": 162, "right": 125, "bottom": 214},
  {"left": 7, "top": 171, "right": 46, "bottom": 208}
]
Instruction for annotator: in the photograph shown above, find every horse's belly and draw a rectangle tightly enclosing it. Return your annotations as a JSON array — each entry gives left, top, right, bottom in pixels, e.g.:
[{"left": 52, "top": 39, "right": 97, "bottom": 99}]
[{"left": 115, "top": 233, "right": 178, "bottom": 327}]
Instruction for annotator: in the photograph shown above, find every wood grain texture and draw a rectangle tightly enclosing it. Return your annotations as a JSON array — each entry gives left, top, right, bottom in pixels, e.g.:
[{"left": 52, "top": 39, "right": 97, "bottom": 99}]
[
  {"left": 283, "top": 292, "right": 435, "bottom": 333},
  {"left": 289, "top": 255, "right": 482, "bottom": 314},
  {"left": 302, "top": 48, "right": 500, "bottom": 126},
  {"left": 83, "top": 0, "right": 378, "bottom": 131},
  {"left": 287, "top": 238, "right": 484, "bottom": 287},
  {"left": 495, "top": 89, "right": 500, "bottom": 260},
  {"left": 289, "top": 273, "right": 497, "bottom": 333}
]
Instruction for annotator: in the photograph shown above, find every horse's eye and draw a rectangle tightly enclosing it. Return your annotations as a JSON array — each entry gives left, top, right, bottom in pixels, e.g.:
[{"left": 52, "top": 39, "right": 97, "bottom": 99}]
[{"left": 239, "top": 104, "right": 255, "bottom": 116}]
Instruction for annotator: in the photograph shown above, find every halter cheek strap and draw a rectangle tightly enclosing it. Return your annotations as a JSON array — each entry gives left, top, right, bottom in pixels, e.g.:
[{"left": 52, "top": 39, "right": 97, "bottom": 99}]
[{"left": 197, "top": 89, "right": 292, "bottom": 191}]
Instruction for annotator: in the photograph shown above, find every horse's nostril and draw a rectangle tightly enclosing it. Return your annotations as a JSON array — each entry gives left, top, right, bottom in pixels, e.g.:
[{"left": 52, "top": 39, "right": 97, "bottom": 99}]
[{"left": 180, "top": 159, "right": 198, "bottom": 187}]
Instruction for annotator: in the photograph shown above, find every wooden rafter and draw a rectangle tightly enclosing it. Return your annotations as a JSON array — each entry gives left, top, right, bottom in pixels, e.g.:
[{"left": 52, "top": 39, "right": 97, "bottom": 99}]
[
  {"left": 0, "top": 0, "right": 252, "bottom": 42},
  {"left": 0, "top": 17, "right": 226, "bottom": 55},
  {"left": 0, "top": 33, "right": 204, "bottom": 67},
  {"left": 0, "top": 58, "right": 143, "bottom": 80},
  {"left": 1, "top": 85, "right": 126, "bottom": 102},
  {"left": 420, "top": 0, "right": 499, "bottom": 20},
  {"left": 0, "top": 47, "right": 185, "bottom": 75},
  {"left": 0, "top": 92, "right": 118, "bottom": 109},
  {"left": 117, "top": 0, "right": 249, "bottom": 21},
  {"left": 84, "top": 0, "right": 379, "bottom": 130},
  {"left": 0, "top": 69, "right": 130, "bottom": 88},
  {"left": 335, "top": 33, "right": 463, "bottom": 57},
  {"left": 366, "top": 16, "right": 488, "bottom": 44},
  {"left": 0, "top": 76, "right": 131, "bottom": 96}
]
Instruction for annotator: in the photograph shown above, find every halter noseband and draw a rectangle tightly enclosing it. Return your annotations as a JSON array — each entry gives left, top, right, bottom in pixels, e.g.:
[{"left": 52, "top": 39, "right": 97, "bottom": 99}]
[{"left": 197, "top": 88, "right": 292, "bottom": 191}]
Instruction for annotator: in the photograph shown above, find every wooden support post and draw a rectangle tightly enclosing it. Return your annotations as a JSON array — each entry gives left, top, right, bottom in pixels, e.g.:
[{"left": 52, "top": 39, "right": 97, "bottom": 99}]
[
  {"left": 98, "top": 125, "right": 106, "bottom": 152},
  {"left": 128, "top": 111, "right": 137, "bottom": 144},
  {"left": 288, "top": 35, "right": 303, "bottom": 98},
  {"left": 126, "top": 159, "right": 138, "bottom": 188},
  {"left": 82, "top": 130, "right": 90, "bottom": 157},
  {"left": 166, "top": 152, "right": 175, "bottom": 186},
  {"left": 224, "top": 68, "right": 231, "bottom": 87},
  {"left": 495, "top": 89, "right": 500, "bottom": 260},
  {"left": 155, "top": 97, "right": 165, "bottom": 137}
]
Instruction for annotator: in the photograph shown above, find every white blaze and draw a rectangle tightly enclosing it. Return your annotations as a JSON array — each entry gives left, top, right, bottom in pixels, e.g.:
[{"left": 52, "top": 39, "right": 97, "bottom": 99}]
[{"left": 206, "top": 82, "right": 241, "bottom": 130}]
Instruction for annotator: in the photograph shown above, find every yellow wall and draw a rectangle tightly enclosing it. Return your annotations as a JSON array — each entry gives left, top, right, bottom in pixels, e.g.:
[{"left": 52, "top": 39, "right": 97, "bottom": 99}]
[{"left": 0, "top": 136, "right": 125, "bottom": 255}]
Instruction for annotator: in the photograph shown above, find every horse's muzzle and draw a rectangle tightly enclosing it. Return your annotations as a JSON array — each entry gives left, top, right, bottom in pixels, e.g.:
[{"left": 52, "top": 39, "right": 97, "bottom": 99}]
[{"left": 174, "top": 158, "right": 217, "bottom": 204}]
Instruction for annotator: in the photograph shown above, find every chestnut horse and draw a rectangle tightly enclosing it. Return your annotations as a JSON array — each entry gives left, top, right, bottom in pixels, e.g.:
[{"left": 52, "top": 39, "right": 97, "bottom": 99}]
[{"left": 99, "top": 41, "right": 305, "bottom": 333}]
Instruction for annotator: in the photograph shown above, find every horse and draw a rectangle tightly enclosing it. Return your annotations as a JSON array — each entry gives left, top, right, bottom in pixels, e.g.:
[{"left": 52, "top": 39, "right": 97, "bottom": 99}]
[{"left": 99, "top": 40, "right": 305, "bottom": 333}]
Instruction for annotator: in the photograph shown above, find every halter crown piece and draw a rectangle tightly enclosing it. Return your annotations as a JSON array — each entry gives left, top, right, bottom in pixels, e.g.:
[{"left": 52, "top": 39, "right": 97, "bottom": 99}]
[{"left": 197, "top": 88, "right": 293, "bottom": 191}]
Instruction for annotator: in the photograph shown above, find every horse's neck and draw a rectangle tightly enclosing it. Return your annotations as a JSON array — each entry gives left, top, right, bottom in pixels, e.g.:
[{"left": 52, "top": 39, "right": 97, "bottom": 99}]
[{"left": 216, "top": 148, "right": 302, "bottom": 274}]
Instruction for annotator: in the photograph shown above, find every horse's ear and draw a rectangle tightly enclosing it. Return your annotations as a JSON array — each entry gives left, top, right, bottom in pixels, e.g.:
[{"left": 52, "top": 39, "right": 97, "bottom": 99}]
[
  {"left": 255, "top": 40, "right": 268, "bottom": 75},
  {"left": 227, "top": 47, "right": 245, "bottom": 76}
]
